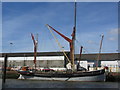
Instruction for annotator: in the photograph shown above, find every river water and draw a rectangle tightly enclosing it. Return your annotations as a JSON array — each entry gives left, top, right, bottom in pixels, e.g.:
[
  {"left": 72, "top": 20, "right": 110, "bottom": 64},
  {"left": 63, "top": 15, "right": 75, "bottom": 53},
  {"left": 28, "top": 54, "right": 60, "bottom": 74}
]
[{"left": 2, "top": 79, "right": 119, "bottom": 89}]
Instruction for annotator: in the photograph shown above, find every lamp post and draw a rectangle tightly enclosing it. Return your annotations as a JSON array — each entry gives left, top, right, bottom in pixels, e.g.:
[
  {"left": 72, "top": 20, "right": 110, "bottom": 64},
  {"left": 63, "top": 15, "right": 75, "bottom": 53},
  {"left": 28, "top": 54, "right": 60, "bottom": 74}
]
[
  {"left": 24, "top": 54, "right": 26, "bottom": 66},
  {"left": 10, "top": 42, "right": 13, "bottom": 53}
]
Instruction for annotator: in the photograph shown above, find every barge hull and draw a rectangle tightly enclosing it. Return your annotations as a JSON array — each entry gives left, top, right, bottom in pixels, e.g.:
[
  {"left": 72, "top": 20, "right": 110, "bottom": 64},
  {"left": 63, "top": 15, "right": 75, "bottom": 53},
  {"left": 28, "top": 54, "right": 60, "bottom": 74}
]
[{"left": 18, "top": 73, "right": 106, "bottom": 82}]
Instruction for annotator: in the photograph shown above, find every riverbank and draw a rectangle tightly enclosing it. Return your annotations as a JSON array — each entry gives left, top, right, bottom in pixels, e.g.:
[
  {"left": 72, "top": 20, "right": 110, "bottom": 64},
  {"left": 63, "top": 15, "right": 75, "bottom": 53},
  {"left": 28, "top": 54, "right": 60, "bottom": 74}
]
[{"left": 2, "top": 70, "right": 20, "bottom": 79}]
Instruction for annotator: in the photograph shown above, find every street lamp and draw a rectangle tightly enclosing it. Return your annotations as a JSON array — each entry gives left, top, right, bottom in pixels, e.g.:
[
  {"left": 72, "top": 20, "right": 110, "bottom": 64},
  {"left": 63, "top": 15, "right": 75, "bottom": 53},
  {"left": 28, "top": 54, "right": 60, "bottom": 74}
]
[{"left": 10, "top": 42, "right": 13, "bottom": 53}]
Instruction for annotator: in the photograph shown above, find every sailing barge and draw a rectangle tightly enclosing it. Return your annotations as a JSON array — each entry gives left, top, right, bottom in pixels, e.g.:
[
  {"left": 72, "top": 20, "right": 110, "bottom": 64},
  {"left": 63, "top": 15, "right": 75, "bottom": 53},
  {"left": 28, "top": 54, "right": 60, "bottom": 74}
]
[{"left": 18, "top": 2, "right": 106, "bottom": 81}]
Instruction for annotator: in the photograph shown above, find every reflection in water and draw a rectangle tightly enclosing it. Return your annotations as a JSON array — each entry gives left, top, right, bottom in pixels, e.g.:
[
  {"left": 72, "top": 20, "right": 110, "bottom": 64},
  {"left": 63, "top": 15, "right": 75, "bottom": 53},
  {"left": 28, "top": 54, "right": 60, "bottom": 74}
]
[
  {"left": 0, "top": 79, "right": 2, "bottom": 90},
  {"left": 5, "top": 79, "right": 119, "bottom": 88},
  {"left": 0, "top": 69, "right": 2, "bottom": 89}
]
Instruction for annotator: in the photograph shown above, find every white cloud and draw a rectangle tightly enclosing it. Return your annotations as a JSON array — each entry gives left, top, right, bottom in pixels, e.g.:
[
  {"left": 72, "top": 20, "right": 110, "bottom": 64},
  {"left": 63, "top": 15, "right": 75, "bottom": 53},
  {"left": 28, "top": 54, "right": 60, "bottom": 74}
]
[
  {"left": 107, "top": 28, "right": 118, "bottom": 42},
  {"left": 2, "top": 2, "right": 118, "bottom": 54},
  {"left": 2, "top": 3, "right": 73, "bottom": 53},
  {"left": 108, "top": 37, "right": 117, "bottom": 41},
  {"left": 108, "top": 28, "right": 118, "bottom": 35},
  {"left": 87, "top": 40, "right": 98, "bottom": 45}
]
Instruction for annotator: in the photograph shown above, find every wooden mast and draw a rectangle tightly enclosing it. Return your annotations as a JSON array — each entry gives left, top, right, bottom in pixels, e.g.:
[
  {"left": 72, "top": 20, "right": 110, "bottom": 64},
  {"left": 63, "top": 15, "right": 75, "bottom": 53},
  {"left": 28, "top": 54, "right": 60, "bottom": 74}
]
[
  {"left": 77, "top": 46, "right": 83, "bottom": 70},
  {"left": 70, "top": 1, "right": 77, "bottom": 70},
  {"left": 46, "top": 1, "right": 77, "bottom": 71},
  {"left": 96, "top": 34, "right": 104, "bottom": 70},
  {"left": 31, "top": 33, "right": 37, "bottom": 69},
  {"left": 36, "top": 33, "right": 38, "bottom": 51}
]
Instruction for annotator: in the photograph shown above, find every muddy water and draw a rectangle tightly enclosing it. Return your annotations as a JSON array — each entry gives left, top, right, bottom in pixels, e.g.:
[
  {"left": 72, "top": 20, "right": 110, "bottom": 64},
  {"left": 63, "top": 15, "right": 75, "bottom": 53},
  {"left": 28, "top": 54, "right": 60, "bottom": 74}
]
[{"left": 3, "top": 79, "right": 119, "bottom": 88}]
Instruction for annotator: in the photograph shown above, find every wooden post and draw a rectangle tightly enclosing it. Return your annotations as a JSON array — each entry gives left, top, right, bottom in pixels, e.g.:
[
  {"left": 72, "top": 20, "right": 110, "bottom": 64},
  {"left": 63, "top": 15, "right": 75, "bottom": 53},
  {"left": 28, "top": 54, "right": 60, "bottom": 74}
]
[{"left": 2, "top": 54, "right": 8, "bottom": 89}]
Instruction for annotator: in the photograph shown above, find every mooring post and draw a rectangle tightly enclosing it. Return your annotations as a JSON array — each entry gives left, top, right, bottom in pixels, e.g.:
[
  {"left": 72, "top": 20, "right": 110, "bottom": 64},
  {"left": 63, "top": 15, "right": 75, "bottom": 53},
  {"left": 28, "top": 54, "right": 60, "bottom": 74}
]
[{"left": 2, "top": 54, "right": 8, "bottom": 90}]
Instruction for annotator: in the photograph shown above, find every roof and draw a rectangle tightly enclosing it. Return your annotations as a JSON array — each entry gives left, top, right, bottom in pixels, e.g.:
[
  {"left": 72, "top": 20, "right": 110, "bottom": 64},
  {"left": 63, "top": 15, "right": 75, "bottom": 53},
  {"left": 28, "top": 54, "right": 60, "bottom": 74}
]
[
  {"left": 1, "top": 51, "right": 70, "bottom": 57},
  {"left": 75, "top": 53, "right": 120, "bottom": 60},
  {"left": 1, "top": 52, "right": 119, "bottom": 61}
]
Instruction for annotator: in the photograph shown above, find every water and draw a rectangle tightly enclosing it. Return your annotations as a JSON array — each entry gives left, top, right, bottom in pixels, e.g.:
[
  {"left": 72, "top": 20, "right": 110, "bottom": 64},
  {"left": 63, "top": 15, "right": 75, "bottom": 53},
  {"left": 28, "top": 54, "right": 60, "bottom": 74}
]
[
  {"left": 0, "top": 79, "right": 2, "bottom": 90},
  {"left": 0, "top": 73, "right": 2, "bottom": 90},
  {"left": 3, "top": 79, "right": 119, "bottom": 88}
]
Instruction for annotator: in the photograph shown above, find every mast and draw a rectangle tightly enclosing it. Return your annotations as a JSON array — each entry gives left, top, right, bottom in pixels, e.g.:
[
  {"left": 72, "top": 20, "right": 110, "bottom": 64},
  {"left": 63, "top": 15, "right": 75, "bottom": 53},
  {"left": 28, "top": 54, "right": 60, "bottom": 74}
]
[
  {"left": 96, "top": 34, "right": 104, "bottom": 70},
  {"left": 31, "top": 33, "right": 37, "bottom": 69},
  {"left": 77, "top": 46, "right": 83, "bottom": 70},
  {"left": 70, "top": 1, "right": 77, "bottom": 70},
  {"left": 36, "top": 33, "right": 38, "bottom": 51},
  {"left": 74, "top": 1, "right": 77, "bottom": 30},
  {"left": 46, "top": 1, "right": 77, "bottom": 71}
]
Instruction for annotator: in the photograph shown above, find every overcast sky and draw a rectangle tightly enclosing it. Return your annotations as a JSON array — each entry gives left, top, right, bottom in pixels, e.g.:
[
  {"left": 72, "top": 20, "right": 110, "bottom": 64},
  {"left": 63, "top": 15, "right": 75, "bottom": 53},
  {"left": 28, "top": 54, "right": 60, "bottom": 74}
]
[{"left": 2, "top": 2, "right": 118, "bottom": 54}]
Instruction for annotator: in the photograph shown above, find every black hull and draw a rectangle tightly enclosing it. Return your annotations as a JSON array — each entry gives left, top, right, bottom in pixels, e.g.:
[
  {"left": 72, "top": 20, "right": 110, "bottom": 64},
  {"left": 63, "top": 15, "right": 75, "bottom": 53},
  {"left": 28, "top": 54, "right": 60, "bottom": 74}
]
[{"left": 18, "top": 69, "right": 105, "bottom": 78}]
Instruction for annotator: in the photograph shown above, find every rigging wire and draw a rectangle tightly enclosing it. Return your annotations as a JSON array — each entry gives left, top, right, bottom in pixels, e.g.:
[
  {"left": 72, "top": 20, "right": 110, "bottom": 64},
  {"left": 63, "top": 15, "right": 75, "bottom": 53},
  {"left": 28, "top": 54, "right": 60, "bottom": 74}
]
[
  {"left": 46, "top": 25, "right": 71, "bottom": 63},
  {"left": 75, "top": 39, "right": 89, "bottom": 54}
]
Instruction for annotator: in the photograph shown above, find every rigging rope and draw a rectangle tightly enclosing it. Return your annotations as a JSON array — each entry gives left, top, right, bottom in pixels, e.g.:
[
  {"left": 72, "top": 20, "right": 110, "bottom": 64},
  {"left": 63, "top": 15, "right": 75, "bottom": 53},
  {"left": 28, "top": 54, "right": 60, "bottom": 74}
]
[
  {"left": 76, "top": 39, "right": 89, "bottom": 53},
  {"left": 46, "top": 25, "right": 71, "bottom": 63}
]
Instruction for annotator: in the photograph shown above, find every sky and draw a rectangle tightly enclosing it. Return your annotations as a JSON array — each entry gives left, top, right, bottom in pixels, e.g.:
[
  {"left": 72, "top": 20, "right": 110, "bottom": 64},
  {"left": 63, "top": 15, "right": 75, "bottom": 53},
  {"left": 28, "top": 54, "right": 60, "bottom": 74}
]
[{"left": 2, "top": 2, "right": 118, "bottom": 54}]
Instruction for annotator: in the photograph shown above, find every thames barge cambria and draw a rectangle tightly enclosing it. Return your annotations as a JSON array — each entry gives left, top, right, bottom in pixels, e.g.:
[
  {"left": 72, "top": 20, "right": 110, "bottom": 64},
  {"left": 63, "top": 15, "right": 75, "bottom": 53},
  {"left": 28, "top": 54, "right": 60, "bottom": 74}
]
[{"left": 18, "top": 2, "right": 106, "bottom": 81}]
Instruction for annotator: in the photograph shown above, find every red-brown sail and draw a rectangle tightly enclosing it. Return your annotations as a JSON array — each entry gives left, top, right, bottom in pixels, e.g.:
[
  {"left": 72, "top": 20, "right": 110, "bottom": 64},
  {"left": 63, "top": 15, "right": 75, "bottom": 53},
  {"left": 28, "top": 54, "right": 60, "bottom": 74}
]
[
  {"left": 46, "top": 24, "right": 72, "bottom": 43},
  {"left": 31, "top": 33, "right": 37, "bottom": 68},
  {"left": 47, "top": 24, "right": 76, "bottom": 70},
  {"left": 46, "top": 2, "right": 77, "bottom": 71}
]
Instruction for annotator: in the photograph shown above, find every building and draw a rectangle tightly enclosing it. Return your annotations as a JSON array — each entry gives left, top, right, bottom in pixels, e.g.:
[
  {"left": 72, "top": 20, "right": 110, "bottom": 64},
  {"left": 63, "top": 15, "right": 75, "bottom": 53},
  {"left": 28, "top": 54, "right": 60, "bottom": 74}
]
[
  {"left": 75, "top": 53, "right": 120, "bottom": 72},
  {"left": 0, "top": 52, "right": 70, "bottom": 70},
  {"left": 0, "top": 52, "right": 120, "bottom": 72}
]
